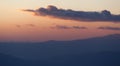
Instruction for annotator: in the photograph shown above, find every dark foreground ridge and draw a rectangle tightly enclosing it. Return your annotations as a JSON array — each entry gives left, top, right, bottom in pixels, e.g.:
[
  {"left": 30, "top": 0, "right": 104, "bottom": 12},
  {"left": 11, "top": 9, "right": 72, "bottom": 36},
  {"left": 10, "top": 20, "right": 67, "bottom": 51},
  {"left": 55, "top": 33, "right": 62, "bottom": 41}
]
[{"left": 0, "top": 34, "right": 120, "bottom": 66}]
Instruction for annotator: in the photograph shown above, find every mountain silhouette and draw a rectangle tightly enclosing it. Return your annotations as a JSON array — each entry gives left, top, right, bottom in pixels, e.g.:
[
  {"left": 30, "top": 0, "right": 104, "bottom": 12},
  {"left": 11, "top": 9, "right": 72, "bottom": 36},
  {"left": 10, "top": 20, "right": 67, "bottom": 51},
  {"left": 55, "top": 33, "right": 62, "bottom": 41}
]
[
  {"left": 0, "top": 53, "right": 26, "bottom": 66},
  {"left": 0, "top": 34, "right": 120, "bottom": 66}
]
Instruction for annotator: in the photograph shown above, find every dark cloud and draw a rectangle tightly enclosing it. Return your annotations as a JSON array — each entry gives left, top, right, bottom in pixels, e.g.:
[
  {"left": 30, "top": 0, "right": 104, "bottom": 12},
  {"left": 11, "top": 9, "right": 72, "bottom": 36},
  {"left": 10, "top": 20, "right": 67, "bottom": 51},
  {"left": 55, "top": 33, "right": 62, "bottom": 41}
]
[
  {"left": 98, "top": 26, "right": 120, "bottom": 30},
  {"left": 52, "top": 25, "right": 71, "bottom": 29},
  {"left": 23, "top": 5, "right": 120, "bottom": 22},
  {"left": 51, "top": 25, "right": 87, "bottom": 29},
  {"left": 73, "top": 26, "right": 87, "bottom": 29}
]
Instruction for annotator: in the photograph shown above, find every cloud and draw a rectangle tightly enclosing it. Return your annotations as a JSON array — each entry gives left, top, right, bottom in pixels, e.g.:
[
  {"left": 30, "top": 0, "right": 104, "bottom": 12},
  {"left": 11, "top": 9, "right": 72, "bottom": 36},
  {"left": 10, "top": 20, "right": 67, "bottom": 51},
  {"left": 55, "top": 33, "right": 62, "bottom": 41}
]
[
  {"left": 26, "top": 24, "right": 36, "bottom": 27},
  {"left": 23, "top": 5, "right": 120, "bottom": 22},
  {"left": 51, "top": 25, "right": 87, "bottom": 29},
  {"left": 52, "top": 25, "right": 71, "bottom": 29},
  {"left": 22, "top": 9, "right": 35, "bottom": 12},
  {"left": 72, "top": 26, "right": 87, "bottom": 29},
  {"left": 98, "top": 26, "right": 120, "bottom": 30},
  {"left": 15, "top": 24, "right": 35, "bottom": 28},
  {"left": 16, "top": 25, "right": 21, "bottom": 28}
]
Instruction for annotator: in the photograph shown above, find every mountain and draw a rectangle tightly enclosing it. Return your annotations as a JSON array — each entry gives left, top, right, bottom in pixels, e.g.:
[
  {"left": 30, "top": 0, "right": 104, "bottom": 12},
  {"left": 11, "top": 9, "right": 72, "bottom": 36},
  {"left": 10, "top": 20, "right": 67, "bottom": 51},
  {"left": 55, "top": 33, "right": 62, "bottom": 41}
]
[
  {"left": 0, "top": 53, "right": 26, "bottom": 66},
  {"left": 0, "top": 53, "right": 49, "bottom": 66},
  {"left": 0, "top": 34, "right": 120, "bottom": 66}
]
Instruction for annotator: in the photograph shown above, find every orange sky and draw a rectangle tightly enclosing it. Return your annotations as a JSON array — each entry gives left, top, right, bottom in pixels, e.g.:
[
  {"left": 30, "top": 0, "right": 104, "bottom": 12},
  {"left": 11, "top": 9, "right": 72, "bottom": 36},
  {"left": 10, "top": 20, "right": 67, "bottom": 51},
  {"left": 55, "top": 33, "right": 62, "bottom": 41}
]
[{"left": 0, "top": 0, "right": 120, "bottom": 42}]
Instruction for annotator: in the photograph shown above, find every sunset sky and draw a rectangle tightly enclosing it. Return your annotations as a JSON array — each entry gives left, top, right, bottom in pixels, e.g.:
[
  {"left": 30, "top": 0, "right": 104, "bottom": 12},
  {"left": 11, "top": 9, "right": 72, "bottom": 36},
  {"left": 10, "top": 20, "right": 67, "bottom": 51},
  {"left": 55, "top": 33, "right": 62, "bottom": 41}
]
[{"left": 0, "top": 0, "right": 120, "bottom": 42}]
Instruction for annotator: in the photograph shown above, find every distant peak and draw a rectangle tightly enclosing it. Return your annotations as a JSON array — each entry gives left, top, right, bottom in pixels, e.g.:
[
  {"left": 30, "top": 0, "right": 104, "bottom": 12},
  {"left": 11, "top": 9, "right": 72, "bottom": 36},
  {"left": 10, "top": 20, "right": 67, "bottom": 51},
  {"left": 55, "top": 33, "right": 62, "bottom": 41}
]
[
  {"left": 107, "top": 34, "right": 120, "bottom": 37},
  {"left": 103, "top": 34, "right": 120, "bottom": 39}
]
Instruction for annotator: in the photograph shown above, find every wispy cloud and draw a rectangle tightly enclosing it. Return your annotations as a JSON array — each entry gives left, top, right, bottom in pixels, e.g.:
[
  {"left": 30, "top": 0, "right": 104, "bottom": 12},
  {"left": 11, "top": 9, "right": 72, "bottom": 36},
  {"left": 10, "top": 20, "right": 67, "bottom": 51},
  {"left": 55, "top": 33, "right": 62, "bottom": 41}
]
[
  {"left": 22, "top": 9, "right": 35, "bottom": 12},
  {"left": 98, "top": 26, "right": 120, "bottom": 30},
  {"left": 51, "top": 25, "right": 87, "bottom": 29},
  {"left": 26, "top": 24, "right": 36, "bottom": 27},
  {"left": 72, "top": 26, "right": 87, "bottom": 29},
  {"left": 15, "top": 24, "right": 36, "bottom": 28},
  {"left": 23, "top": 5, "right": 120, "bottom": 22},
  {"left": 16, "top": 25, "right": 21, "bottom": 28}
]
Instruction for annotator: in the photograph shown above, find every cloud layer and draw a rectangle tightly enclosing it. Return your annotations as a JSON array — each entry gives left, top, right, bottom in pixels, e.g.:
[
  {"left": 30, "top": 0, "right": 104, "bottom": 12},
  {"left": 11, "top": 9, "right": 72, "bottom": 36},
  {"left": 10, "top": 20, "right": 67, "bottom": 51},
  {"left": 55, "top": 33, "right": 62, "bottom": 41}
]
[
  {"left": 23, "top": 5, "right": 120, "bottom": 22},
  {"left": 98, "top": 26, "right": 120, "bottom": 30},
  {"left": 51, "top": 25, "right": 87, "bottom": 29}
]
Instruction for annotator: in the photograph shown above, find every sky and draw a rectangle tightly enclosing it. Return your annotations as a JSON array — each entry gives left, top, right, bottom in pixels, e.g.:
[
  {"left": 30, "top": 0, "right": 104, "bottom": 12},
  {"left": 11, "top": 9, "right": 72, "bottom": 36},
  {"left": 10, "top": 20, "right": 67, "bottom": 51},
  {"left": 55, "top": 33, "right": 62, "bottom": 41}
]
[{"left": 0, "top": 0, "right": 120, "bottom": 42}]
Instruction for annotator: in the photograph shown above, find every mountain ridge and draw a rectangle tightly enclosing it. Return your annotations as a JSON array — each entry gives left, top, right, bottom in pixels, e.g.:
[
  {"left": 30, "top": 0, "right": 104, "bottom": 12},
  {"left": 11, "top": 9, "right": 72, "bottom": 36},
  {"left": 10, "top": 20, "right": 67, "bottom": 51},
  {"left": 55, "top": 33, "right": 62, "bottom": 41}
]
[
  {"left": 0, "top": 34, "right": 120, "bottom": 43},
  {"left": 0, "top": 34, "right": 120, "bottom": 66}
]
